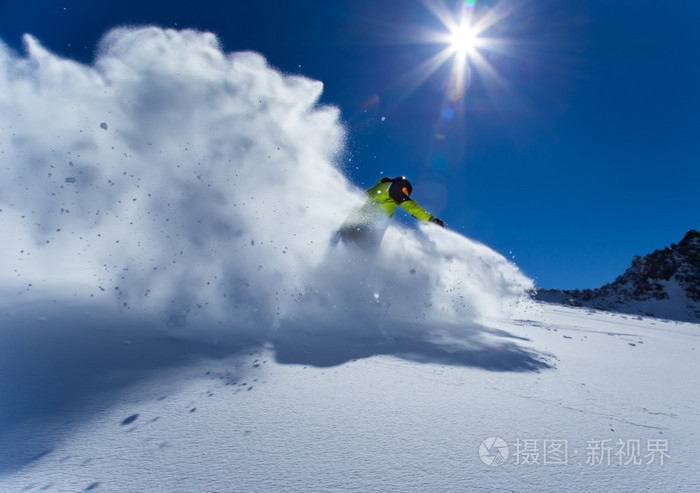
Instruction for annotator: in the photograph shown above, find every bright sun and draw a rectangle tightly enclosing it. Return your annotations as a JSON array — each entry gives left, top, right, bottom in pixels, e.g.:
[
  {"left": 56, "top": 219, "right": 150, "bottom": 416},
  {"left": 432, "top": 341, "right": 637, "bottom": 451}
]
[
  {"left": 406, "top": 0, "right": 505, "bottom": 101},
  {"left": 449, "top": 24, "right": 479, "bottom": 55}
]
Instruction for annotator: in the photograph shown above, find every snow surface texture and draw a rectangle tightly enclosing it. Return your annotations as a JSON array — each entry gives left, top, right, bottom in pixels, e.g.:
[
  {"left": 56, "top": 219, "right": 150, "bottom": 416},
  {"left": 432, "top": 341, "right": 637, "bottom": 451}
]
[
  {"left": 2, "top": 27, "right": 698, "bottom": 492},
  {"left": 2, "top": 303, "right": 699, "bottom": 492},
  {"left": 537, "top": 230, "right": 700, "bottom": 323}
]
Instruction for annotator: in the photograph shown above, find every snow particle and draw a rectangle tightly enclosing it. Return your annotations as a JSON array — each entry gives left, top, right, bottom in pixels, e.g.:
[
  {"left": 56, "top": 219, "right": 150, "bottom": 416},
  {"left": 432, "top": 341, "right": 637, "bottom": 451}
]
[{"left": 121, "top": 414, "right": 139, "bottom": 426}]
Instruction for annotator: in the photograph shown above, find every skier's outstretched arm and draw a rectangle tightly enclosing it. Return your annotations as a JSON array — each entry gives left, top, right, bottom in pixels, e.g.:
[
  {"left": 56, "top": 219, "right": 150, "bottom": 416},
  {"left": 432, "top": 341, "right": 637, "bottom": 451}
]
[{"left": 399, "top": 200, "right": 444, "bottom": 227}]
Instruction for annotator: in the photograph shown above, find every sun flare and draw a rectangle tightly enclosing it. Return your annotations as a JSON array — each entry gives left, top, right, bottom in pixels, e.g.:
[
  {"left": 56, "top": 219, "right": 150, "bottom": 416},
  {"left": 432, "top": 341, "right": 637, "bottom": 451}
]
[
  {"left": 411, "top": 0, "right": 495, "bottom": 100},
  {"left": 401, "top": 1, "right": 519, "bottom": 103}
]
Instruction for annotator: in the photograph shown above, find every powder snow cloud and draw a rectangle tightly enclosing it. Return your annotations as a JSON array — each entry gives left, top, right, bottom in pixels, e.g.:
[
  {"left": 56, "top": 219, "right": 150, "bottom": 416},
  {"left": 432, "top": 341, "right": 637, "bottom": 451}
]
[{"left": 0, "top": 27, "right": 532, "bottom": 339}]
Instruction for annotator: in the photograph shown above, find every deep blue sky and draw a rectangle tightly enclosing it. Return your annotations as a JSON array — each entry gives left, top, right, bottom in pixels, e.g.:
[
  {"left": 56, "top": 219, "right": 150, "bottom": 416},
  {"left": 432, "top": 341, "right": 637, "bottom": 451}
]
[{"left": 1, "top": 0, "right": 698, "bottom": 289}]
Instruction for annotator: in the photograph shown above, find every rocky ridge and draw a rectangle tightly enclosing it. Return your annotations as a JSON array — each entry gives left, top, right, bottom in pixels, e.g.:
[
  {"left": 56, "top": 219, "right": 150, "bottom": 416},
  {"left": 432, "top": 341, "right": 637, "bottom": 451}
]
[{"left": 535, "top": 230, "right": 700, "bottom": 323}]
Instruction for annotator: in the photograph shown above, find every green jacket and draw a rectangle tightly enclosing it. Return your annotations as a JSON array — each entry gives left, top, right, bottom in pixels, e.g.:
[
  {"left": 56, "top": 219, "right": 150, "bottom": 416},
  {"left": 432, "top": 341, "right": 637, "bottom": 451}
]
[{"left": 363, "top": 177, "right": 433, "bottom": 222}]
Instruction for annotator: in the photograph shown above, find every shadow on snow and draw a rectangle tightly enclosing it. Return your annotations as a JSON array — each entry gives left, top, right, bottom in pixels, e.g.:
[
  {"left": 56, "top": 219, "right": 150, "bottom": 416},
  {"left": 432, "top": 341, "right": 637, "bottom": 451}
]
[
  {"left": 0, "top": 300, "right": 257, "bottom": 475},
  {"left": 0, "top": 300, "right": 551, "bottom": 475},
  {"left": 272, "top": 319, "right": 552, "bottom": 372}
]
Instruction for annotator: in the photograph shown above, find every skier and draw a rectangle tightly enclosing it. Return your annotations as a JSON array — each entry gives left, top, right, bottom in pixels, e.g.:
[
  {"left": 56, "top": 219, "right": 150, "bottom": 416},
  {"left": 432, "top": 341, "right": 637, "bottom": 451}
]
[{"left": 338, "top": 176, "right": 444, "bottom": 252}]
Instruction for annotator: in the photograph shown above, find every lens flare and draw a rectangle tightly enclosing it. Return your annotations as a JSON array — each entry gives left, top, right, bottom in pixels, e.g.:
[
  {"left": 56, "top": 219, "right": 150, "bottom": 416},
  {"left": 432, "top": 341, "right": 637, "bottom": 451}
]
[{"left": 409, "top": 0, "right": 521, "bottom": 103}]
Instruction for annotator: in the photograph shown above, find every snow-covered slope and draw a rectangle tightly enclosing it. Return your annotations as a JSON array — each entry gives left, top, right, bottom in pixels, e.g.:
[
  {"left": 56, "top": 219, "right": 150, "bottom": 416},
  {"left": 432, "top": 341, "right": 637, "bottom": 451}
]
[
  {"left": 1, "top": 303, "right": 698, "bottom": 492},
  {"left": 536, "top": 230, "right": 700, "bottom": 323}
]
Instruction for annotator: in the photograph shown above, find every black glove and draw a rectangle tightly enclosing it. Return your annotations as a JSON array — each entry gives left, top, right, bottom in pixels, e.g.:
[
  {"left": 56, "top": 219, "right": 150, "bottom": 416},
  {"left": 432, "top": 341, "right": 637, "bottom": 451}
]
[{"left": 429, "top": 217, "right": 445, "bottom": 228}]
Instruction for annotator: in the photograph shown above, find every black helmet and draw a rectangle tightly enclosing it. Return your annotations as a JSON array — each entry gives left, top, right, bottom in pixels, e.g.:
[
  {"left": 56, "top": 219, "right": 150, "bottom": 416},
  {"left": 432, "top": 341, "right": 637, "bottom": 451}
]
[{"left": 393, "top": 176, "right": 412, "bottom": 196}]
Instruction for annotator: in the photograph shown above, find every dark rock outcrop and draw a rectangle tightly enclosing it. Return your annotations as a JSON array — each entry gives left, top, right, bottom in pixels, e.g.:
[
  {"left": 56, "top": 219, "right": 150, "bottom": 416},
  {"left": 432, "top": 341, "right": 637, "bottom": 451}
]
[{"left": 535, "top": 230, "right": 699, "bottom": 323}]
